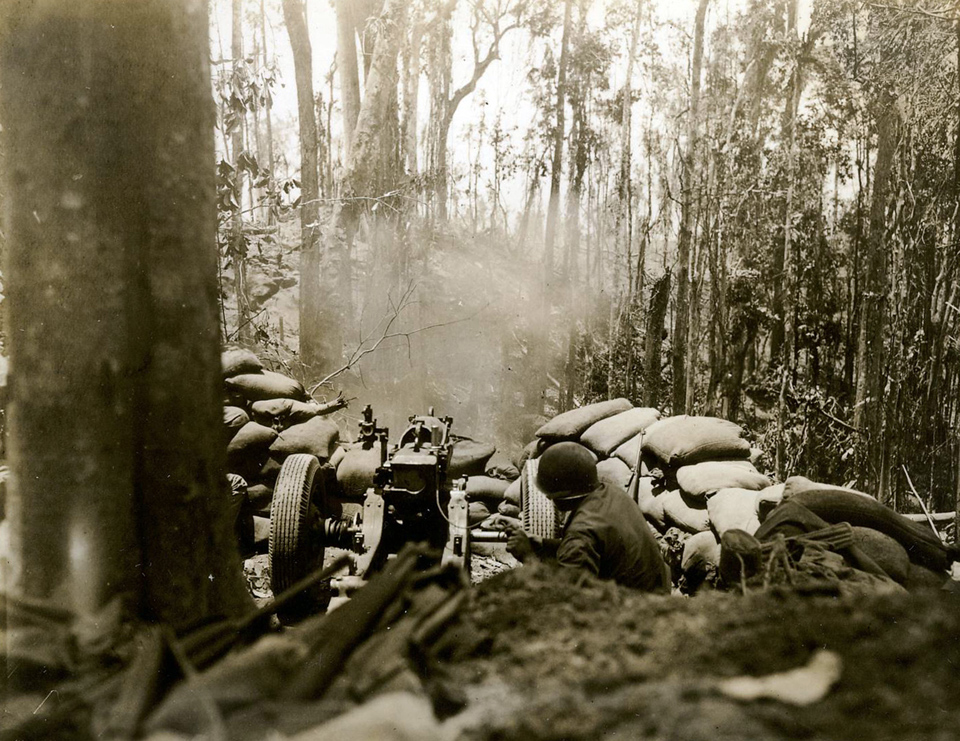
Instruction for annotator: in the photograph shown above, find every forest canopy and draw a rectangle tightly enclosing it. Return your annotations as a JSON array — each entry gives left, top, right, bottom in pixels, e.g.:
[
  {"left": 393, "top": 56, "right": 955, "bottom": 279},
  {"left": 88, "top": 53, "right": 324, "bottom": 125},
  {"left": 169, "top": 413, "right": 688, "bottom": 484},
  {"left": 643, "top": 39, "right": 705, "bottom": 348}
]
[{"left": 206, "top": 0, "right": 959, "bottom": 510}]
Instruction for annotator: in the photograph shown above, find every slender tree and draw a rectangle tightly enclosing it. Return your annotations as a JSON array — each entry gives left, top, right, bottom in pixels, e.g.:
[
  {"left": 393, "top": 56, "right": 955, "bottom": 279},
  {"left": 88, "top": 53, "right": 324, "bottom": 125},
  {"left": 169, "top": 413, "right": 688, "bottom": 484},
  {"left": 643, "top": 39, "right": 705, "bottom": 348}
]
[
  {"left": 282, "top": 0, "right": 333, "bottom": 372},
  {"left": 543, "top": 0, "right": 574, "bottom": 291},
  {"left": 672, "top": 0, "right": 710, "bottom": 414}
]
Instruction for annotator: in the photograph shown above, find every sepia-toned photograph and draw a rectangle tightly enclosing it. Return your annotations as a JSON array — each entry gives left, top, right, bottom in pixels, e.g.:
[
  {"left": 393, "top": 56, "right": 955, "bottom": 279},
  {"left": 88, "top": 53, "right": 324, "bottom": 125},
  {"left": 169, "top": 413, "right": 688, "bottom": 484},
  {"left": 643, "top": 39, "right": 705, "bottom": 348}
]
[{"left": 2, "top": 0, "right": 960, "bottom": 738}]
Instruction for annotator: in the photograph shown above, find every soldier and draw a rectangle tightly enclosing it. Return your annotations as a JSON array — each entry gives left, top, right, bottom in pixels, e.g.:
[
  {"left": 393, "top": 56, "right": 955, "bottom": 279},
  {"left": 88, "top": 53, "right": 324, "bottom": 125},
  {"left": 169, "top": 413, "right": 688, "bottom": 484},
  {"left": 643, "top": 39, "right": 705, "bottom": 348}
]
[{"left": 506, "top": 441, "right": 670, "bottom": 593}]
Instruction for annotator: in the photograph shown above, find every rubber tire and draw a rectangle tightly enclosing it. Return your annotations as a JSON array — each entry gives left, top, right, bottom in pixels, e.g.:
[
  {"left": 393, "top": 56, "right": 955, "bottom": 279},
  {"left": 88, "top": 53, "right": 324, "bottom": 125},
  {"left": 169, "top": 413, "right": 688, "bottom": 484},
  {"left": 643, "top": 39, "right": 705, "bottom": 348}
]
[
  {"left": 521, "top": 458, "right": 562, "bottom": 539},
  {"left": 270, "top": 453, "right": 324, "bottom": 596}
]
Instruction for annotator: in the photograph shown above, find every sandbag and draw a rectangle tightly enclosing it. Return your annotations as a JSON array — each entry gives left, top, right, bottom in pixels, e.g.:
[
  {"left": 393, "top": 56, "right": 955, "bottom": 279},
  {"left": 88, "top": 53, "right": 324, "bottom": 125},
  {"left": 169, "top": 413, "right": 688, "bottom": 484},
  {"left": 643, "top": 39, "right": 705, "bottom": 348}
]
[
  {"left": 579, "top": 407, "right": 661, "bottom": 457},
  {"left": 707, "top": 488, "right": 762, "bottom": 537},
  {"left": 468, "top": 501, "right": 491, "bottom": 526},
  {"left": 783, "top": 475, "right": 874, "bottom": 500},
  {"left": 328, "top": 444, "right": 347, "bottom": 470},
  {"left": 255, "top": 457, "right": 283, "bottom": 486},
  {"left": 227, "top": 422, "right": 277, "bottom": 457},
  {"left": 612, "top": 434, "right": 640, "bottom": 466},
  {"left": 246, "top": 484, "right": 273, "bottom": 514},
  {"left": 642, "top": 415, "right": 750, "bottom": 467},
  {"left": 660, "top": 489, "right": 711, "bottom": 533},
  {"left": 466, "top": 476, "right": 511, "bottom": 503},
  {"left": 756, "top": 483, "right": 785, "bottom": 522},
  {"left": 484, "top": 451, "right": 520, "bottom": 481},
  {"left": 223, "top": 406, "right": 249, "bottom": 438},
  {"left": 221, "top": 347, "right": 262, "bottom": 378},
  {"left": 250, "top": 398, "right": 325, "bottom": 429},
  {"left": 851, "top": 527, "right": 910, "bottom": 585},
  {"left": 677, "top": 460, "right": 771, "bottom": 500},
  {"left": 225, "top": 370, "right": 308, "bottom": 403},
  {"left": 269, "top": 417, "right": 340, "bottom": 461},
  {"left": 596, "top": 457, "right": 632, "bottom": 491},
  {"left": 503, "top": 477, "right": 521, "bottom": 506},
  {"left": 498, "top": 501, "right": 521, "bottom": 518},
  {"left": 789, "top": 489, "right": 951, "bottom": 572},
  {"left": 517, "top": 438, "right": 552, "bottom": 471},
  {"left": 640, "top": 484, "right": 667, "bottom": 531},
  {"left": 226, "top": 422, "right": 277, "bottom": 480},
  {"left": 534, "top": 398, "right": 633, "bottom": 442},
  {"left": 903, "top": 562, "right": 949, "bottom": 590},
  {"left": 681, "top": 530, "right": 721, "bottom": 573},
  {"left": 336, "top": 443, "right": 385, "bottom": 501},
  {"left": 448, "top": 439, "right": 496, "bottom": 478}
]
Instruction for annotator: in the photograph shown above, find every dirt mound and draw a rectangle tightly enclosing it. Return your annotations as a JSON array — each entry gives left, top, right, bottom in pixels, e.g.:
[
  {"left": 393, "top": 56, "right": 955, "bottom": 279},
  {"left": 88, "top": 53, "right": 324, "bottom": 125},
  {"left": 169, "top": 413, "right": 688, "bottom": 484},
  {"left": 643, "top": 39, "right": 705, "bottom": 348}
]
[{"left": 437, "top": 562, "right": 960, "bottom": 740}]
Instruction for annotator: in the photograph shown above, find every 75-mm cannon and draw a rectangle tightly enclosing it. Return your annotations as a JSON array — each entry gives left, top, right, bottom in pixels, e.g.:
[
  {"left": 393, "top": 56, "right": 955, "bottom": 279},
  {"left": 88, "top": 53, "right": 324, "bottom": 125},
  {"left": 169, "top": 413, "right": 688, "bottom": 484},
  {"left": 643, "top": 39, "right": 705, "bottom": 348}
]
[{"left": 268, "top": 406, "right": 506, "bottom": 610}]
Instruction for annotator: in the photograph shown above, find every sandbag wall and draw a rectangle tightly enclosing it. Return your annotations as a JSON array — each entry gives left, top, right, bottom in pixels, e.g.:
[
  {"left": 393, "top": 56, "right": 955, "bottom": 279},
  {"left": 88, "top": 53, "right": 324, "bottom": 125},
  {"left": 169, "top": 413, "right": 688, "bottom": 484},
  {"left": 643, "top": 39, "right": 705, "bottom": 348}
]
[
  {"left": 633, "top": 415, "right": 772, "bottom": 589},
  {"left": 517, "top": 403, "right": 955, "bottom": 592},
  {"left": 222, "top": 348, "right": 340, "bottom": 525}
]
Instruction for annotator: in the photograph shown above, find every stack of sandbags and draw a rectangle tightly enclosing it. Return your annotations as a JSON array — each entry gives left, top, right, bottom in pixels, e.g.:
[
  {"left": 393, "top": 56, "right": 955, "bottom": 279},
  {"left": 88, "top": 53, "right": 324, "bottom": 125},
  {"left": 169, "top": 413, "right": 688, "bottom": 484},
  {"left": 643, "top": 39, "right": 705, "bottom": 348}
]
[
  {"left": 453, "top": 445, "right": 521, "bottom": 524},
  {"left": 638, "top": 415, "right": 768, "bottom": 530},
  {"left": 516, "top": 409, "right": 777, "bottom": 592},
  {"left": 222, "top": 347, "right": 340, "bottom": 511},
  {"left": 509, "top": 399, "right": 661, "bottom": 540},
  {"left": 630, "top": 415, "right": 771, "bottom": 592},
  {"left": 522, "top": 399, "right": 660, "bottom": 484}
]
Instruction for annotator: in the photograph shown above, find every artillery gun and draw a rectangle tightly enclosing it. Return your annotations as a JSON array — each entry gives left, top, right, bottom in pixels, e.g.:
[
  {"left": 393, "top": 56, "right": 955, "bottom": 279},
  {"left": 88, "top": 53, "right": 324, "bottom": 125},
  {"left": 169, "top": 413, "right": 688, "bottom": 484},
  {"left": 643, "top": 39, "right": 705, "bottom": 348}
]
[{"left": 268, "top": 405, "right": 507, "bottom": 609}]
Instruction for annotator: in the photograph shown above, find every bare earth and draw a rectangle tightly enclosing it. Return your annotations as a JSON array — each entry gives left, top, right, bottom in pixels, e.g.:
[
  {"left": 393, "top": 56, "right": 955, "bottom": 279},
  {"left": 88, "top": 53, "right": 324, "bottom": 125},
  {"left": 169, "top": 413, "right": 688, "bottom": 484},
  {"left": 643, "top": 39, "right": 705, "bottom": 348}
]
[{"left": 431, "top": 560, "right": 960, "bottom": 741}]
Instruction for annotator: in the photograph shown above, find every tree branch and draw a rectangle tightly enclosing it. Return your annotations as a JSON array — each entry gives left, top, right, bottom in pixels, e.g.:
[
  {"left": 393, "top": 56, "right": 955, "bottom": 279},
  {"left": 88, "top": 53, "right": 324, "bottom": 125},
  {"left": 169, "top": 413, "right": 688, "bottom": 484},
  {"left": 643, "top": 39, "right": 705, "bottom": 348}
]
[
  {"left": 308, "top": 283, "right": 489, "bottom": 393},
  {"left": 869, "top": 2, "right": 958, "bottom": 21}
]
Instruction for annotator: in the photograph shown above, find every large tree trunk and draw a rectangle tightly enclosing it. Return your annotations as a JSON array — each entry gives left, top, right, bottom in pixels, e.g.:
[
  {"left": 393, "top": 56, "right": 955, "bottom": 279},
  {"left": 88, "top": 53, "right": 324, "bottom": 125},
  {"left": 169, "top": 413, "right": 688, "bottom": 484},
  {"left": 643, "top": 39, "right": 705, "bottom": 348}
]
[
  {"left": 283, "top": 0, "right": 333, "bottom": 372},
  {"left": 672, "top": 0, "right": 710, "bottom": 414},
  {"left": 543, "top": 0, "right": 574, "bottom": 294},
  {"left": 854, "top": 88, "right": 898, "bottom": 498},
  {"left": 1, "top": 0, "right": 250, "bottom": 623}
]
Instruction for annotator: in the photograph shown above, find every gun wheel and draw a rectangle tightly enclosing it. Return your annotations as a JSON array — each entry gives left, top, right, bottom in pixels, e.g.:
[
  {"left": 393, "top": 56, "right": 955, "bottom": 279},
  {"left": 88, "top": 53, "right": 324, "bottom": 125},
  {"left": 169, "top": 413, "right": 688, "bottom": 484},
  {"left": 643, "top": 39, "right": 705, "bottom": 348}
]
[
  {"left": 521, "top": 457, "right": 563, "bottom": 539},
  {"left": 270, "top": 453, "right": 325, "bottom": 596}
]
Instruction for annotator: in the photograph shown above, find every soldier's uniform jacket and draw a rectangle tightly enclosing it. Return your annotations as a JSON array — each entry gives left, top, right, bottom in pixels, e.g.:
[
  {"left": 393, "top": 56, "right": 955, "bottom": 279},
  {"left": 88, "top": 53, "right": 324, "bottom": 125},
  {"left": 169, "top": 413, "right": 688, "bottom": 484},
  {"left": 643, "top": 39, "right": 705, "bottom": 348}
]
[{"left": 552, "top": 482, "right": 671, "bottom": 594}]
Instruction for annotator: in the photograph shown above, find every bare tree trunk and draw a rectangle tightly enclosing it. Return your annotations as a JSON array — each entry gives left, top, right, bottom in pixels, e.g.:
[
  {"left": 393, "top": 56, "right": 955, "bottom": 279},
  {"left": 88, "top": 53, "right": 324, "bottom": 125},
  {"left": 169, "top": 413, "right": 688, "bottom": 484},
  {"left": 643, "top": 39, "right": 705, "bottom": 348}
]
[
  {"left": 337, "top": 0, "right": 362, "bottom": 159},
  {"left": 854, "top": 88, "right": 898, "bottom": 497},
  {"left": 644, "top": 273, "right": 671, "bottom": 408},
  {"left": 401, "top": 16, "right": 423, "bottom": 176},
  {"left": 333, "top": 0, "right": 406, "bottom": 325},
  {"left": 672, "top": 0, "right": 709, "bottom": 414},
  {"left": 231, "top": 0, "right": 252, "bottom": 342},
  {"left": 611, "top": 0, "right": 642, "bottom": 396},
  {"left": 954, "top": 20, "right": 960, "bottom": 536},
  {"left": 261, "top": 0, "right": 276, "bottom": 223},
  {"left": 2, "top": 0, "right": 250, "bottom": 624},
  {"left": 543, "top": 0, "right": 574, "bottom": 296},
  {"left": 282, "top": 0, "right": 330, "bottom": 372},
  {"left": 776, "top": 0, "right": 800, "bottom": 478}
]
